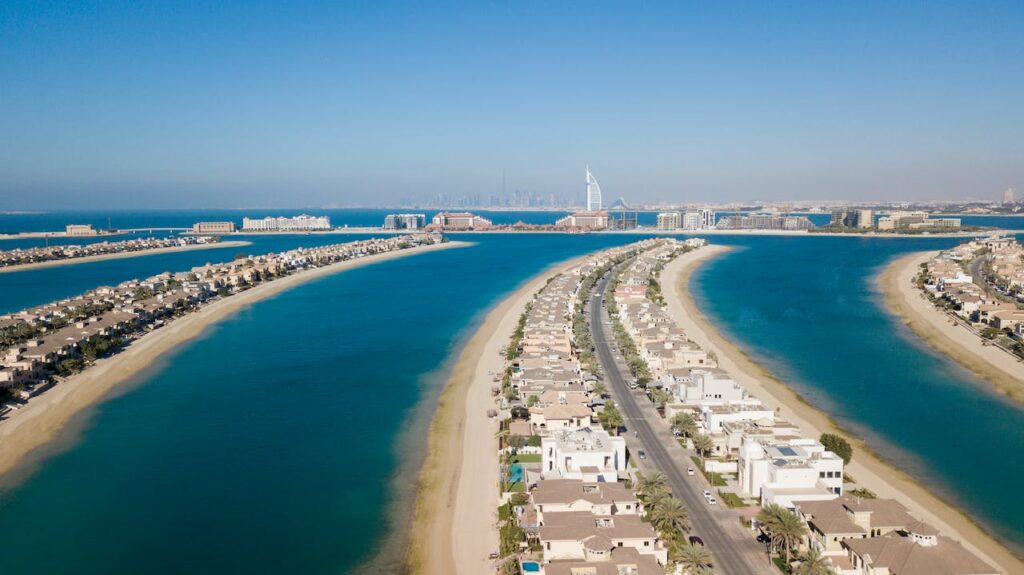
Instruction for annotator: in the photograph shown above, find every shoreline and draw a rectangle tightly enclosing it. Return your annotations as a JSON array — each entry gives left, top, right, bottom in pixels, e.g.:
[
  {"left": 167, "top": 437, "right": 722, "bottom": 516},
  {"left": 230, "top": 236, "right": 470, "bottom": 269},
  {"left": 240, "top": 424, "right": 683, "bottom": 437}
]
[
  {"left": 0, "top": 241, "right": 253, "bottom": 274},
  {"left": 661, "top": 246, "right": 1023, "bottom": 574},
  {"left": 879, "top": 251, "right": 1024, "bottom": 403},
  {"left": 0, "top": 241, "right": 468, "bottom": 483},
  {"left": 408, "top": 255, "right": 586, "bottom": 575}
]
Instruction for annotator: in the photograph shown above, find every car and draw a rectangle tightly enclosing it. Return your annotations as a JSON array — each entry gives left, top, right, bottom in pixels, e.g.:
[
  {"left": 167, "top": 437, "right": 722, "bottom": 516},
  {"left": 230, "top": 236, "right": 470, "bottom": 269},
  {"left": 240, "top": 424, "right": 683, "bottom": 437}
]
[
  {"left": 687, "top": 467, "right": 695, "bottom": 476},
  {"left": 707, "top": 496, "right": 717, "bottom": 505},
  {"left": 637, "top": 450, "right": 646, "bottom": 460},
  {"left": 756, "top": 533, "right": 770, "bottom": 544},
  {"left": 688, "top": 536, "right": 704, "bottom": 546},
  {"left": 702, "top": 490, "right": 712, "bottom": 497}
]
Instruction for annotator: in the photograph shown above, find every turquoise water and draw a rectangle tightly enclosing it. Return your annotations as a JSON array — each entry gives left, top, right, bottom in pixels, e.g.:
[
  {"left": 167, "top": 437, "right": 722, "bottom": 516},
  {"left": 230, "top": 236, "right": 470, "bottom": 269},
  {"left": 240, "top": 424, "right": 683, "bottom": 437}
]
[
  {"left": 0, "top": 229, "right": 1022, "bottom": 572},
  {"left": 0, "top": 233, "right": 645, "bottom": 574},
  {"left": 691, "top": 236, "right": 1024, "bottom": 553}
]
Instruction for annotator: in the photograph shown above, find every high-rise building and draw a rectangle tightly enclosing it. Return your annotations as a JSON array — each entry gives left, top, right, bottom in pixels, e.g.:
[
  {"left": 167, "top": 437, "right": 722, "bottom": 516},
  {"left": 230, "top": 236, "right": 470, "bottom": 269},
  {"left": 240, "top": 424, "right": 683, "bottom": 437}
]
[
  {"left": 1004, "top": 188, "right": 1017, "bottom": 206},
  {"left": 383, "top": 214, "right": 426, "bottom": 230},
  {"left": 586, "top": 167, "right": 603, "bottom": 211},
  {"left": 700, "top": 209, "right": 716, "bottom": 229},
  {"left": 682, "top": 211, "right": 702, "bottom": 231},
  {"left": 857, "top": 209, "right": 874, "bottom": 228},
  {"left": 656, "top": 212, "right": 681, "bottom": 230}
]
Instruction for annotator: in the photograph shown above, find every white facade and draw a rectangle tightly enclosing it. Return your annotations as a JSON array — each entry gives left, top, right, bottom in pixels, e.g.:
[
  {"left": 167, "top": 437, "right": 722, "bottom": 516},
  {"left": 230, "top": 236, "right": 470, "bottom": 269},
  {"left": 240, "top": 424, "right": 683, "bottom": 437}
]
[
  {"left": 542, "top": 427, "right": 627, "bottom": 482},
  {"left": 586, "top": 167, "right": 603, "bottom": 211},
  {"left": 656, "top": 212, "right": 680, "bottom": 230},
  {"left": 682, "top": 211, "right": 702, "bottom": 230},
  {"left": 241, "top": 215, "right": 331, "bottom": 231},
  {"left": 739, "top": 439, "right": 844, "bottom": 507}
]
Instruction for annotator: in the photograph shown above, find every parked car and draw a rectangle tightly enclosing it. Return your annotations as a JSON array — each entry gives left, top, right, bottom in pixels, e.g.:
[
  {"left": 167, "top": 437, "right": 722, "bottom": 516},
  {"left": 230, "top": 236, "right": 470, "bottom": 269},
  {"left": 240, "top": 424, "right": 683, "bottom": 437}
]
[
  {"left": 638, "top": 450, "right": 646, "bottom": 460},
  {"left": 707, "top": 496, "right": 717, "bottom": 505},
  {"left": 702, "top": 490, "right": 712, "bottom": 497},
  {"left": 687, "top": 467, "right": 695, "bottom": 476},
  {"left": 688, "top": 536, "right": 705, "bottom": 546}
]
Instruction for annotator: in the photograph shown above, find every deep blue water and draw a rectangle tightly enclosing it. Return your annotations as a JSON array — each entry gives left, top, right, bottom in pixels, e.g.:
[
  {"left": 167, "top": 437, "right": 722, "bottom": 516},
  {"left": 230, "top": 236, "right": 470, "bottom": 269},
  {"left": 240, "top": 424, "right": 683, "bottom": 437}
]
[
  {"left": 5, "top": 209, "right": 1014, "bottom": 245},
  {"left": 0, "top": 233, "right": 651, "bottom": 574},
  {"left": 691, "top": 236, "right": 1024, "bottom": 553},
  {"left": 0, "top": 222, "right": 1022, "bottom": 572},
  {"left": 0, "top": 233, "right": 389, "bottom": 315}
]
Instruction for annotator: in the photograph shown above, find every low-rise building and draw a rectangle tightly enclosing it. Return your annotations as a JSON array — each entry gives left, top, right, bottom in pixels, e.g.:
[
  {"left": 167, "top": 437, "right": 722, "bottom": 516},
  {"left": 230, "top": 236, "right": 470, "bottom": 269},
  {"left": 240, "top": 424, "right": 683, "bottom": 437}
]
[{"left": 541, "top": 428, "right": 626, "bottom": 482}]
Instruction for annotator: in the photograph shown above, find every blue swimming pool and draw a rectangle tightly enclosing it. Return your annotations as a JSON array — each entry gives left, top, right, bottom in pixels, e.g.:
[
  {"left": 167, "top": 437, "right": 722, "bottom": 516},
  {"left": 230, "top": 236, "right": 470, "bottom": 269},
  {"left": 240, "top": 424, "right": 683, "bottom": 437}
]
[{"left": 522, "top": 561, "right": 540, "bottom": 573}]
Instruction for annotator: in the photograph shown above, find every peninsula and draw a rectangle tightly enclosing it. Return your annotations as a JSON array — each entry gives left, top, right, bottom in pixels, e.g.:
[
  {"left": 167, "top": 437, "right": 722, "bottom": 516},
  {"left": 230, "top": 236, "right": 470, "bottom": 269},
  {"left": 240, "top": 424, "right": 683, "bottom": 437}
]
[
  {"left": 662, "top": 246, "right": 1020, "bottom": 574},
  {"left": 0, "top": 234, "right": 462, "bottom": 480},
  {"left": 0, "top": 236, "right": 251, "bottom": 274},
  {"left": 880, "top": 238, "right": 1024, "bottom": 403}
]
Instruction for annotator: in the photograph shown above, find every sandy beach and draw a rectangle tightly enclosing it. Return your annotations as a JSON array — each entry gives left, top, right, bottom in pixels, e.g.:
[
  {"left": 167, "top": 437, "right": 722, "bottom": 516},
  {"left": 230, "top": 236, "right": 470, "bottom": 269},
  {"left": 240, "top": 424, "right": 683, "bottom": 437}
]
[
  {"left": 880, "top": 251, "right": 1024, "bottom": 403},
  {"left": 0, "top": 240, "right": 467, "bottom": 482},
  {"left": 409, "top": 256, "right": 585, "bottom": 575},
  {"left": 0, "top": 240, "right": 253, "bottom": 274},
  {"left": 662, "top": 246, "right": 1023, "bottom": 574}
]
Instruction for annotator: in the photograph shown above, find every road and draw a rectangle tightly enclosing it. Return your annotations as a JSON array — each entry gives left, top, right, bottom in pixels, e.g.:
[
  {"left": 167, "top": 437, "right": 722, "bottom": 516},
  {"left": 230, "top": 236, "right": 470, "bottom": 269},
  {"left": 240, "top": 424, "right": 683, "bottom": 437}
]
[{"left": 589, "top": 272, "right": 772, "bottom": 575}]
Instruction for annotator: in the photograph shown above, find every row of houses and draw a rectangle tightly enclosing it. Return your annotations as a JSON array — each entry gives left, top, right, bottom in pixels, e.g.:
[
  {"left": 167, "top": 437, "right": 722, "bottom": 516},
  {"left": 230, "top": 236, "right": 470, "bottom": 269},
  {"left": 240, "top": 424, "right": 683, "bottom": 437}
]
[
  {"left": 496, "top": 240, "right": 677, "bottom": 575},
  {"left": 0, "top": 236, "right": 220, "bottom": 268},
  {"left": 611, "top": 242, "right": 998, "bottom": 574},
  {"left": 922, "top": 238, "right": 1024, "bottom": 336},
  {"left": 0, "top": 234, "right": 444, "bottom": 405}
]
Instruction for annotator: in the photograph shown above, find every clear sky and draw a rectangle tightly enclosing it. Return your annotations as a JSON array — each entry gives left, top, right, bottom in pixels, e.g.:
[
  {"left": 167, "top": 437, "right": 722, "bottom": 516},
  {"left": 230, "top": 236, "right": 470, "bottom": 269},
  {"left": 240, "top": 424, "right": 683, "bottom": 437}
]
[{"left": 1, "top": 1, "right": 1022, "bottom": 209}]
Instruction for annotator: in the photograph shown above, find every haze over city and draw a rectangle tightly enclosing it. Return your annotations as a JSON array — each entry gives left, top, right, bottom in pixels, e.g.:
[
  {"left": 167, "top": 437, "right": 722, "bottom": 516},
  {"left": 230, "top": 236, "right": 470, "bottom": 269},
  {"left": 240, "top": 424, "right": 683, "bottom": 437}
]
[{"left": 2, "top": 1, "right": 1022, "bottom": 209}]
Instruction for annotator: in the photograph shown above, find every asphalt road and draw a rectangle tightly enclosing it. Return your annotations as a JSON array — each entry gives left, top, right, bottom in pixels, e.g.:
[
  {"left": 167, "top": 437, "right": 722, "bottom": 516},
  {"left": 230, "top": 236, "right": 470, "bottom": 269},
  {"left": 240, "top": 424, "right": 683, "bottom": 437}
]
[{"left": 589, "top": 272, "right": 772, "bottom": 575}]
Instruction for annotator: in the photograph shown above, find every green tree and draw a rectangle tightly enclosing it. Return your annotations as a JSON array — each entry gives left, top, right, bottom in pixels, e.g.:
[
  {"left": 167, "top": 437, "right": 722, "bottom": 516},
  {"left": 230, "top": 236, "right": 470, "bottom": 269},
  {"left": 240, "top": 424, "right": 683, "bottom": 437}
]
[
  {"left": 635, "top": 471, "right": 668, "bottom": 499},
  {"left": 671, "top": 541, "right": 714, "bottom": 574},
  {"left": 591, "top": 381, "right": 607, "bottom": 397},
  {"left": 692, "top": 433, "right": 715, "bottom": 461},
  {"left": 794, "top": 547, "right": 835, "bottom": 575},
  {"left": 649, "top": 496, "right": 689, "bottom": 538},
  {"left": 649, "top": 387, "right": 670, "bottom": 411},
  {"left": 672, "top": 412, "right": 698, "bottom": 438},
  {"left": 599, "top": 401, "right": 624, "bottom": 435},
  {"left": 819, "top": 433, "right": 853, "bottom": 465},
  {"left": 526, "top": 394, "right": 539, "bottom": 407},
  {"left": 772, "top": 508, "right": 808, "bottom": 564}
]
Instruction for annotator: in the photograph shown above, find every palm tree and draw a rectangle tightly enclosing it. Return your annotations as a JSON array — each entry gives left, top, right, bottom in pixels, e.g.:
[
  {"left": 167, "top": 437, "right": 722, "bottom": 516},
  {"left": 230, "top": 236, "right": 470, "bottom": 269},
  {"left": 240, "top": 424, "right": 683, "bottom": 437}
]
[
  {"left": 756, "top": 503, "right": 789, "bottom": 555},
  {"left": 635, "top": 471, "right": 668, "bottom": 498},
  {"left": 650, "top": 387, "right": 670, "bottom": 411},
  {"left": 773, "top": 509, "right": 808, "bottom": 564},
  {"left": 650, "top": 497, "right": 689, "bottom": 538},
  {"left": 691, "top": 433, "right": 715, "bottom": 461},
  {"left": 794, "top": 547, "right": 835, "bottom": 575},
  {"left": 671, "top": 541, "right": 714, "bottom": 574},
  {"left": 591, "top": 381, "right": 607, "bottom": 397},
  {"left": 671, "top": 412, "right": 697, "bottom": 437}
]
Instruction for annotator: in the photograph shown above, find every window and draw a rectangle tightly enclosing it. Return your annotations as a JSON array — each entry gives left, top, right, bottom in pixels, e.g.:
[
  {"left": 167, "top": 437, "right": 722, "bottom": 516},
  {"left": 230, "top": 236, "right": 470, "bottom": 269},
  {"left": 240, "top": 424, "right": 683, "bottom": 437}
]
[{"left": 644, "top": 541, "right": 650, "bottom": 547}]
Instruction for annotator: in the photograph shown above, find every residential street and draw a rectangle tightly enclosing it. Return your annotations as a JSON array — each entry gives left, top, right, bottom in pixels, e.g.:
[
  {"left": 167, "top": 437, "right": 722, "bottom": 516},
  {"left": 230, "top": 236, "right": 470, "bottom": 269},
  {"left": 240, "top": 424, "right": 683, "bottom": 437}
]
[{"left": 589, "top": 272, "right": 772, "bottom": 575}]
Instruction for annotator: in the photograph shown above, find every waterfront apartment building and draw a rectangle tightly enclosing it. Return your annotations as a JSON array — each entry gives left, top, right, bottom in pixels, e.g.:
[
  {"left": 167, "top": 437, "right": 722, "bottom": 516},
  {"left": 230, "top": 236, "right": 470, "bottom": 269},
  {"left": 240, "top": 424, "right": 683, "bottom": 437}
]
[
  {"left": 877, "top": 211, "right": 960, "bottom": 231},
  {"left": 555, "top": 211, "right": 610, "bottom": 230},
  {"left": 191, "top": 221, "right": 236, "bottom": 234},
  {"left": 656, "top": 210, "right": 711, "bottom": 231},
  {"left": 830, "top": 209, "right": 874, "bottom": 228},
  {"left": 241, "top": 215, "right": 331, "bottom": 232},
  {"left": 65, "top": 224, "right": 97, "bottom": 236},
  {"left": 656, "top": 212, "right": 680, "bottom": 230},
  {"left": 383, "top": 213, "right": 426, "bottom": 230},
  {"left": 429, "top": 211, "right": 492, "bottom": 230},
  {"left": 717, "top": 214, "right": 815, "bottom": 231}
]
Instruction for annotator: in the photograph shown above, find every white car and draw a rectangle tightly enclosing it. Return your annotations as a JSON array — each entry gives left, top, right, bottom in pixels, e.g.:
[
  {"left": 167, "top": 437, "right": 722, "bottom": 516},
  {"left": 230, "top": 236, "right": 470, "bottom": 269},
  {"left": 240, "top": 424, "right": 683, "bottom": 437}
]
[
  {"left": 707, "top": 496, "right": 717, "bottom": 505},
  {"left": 702, "top": 490, "right": 712, "bottom": 497},
  {"left": 687, "top": 468, "right": 695, "bottom": 476}
]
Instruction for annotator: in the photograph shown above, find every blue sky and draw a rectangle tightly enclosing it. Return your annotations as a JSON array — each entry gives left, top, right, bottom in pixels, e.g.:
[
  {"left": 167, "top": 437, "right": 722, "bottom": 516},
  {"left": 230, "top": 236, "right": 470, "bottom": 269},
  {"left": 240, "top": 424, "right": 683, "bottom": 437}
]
[{"left": 1, "top": 1, "right": 1022, "bottom": 208}]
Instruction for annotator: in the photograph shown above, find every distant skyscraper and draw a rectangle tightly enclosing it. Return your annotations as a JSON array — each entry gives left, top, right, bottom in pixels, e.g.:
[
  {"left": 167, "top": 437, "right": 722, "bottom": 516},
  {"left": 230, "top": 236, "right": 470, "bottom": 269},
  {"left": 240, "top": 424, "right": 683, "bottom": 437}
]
[
  {"left": 586, "top": 167, "right": 603, "bottom": 211},
  {"left": 1003, "top": 188, "right": 1016, "bottom": 206}
]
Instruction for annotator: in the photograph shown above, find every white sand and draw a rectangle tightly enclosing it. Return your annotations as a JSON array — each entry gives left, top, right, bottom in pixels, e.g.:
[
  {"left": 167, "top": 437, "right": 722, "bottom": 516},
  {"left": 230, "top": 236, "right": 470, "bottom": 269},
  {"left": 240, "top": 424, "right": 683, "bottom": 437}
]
[
  {"left": 661, "top": 246, "right": 1022, "bottom": 574},
  {"left": 0, "top": 241, "right": 253, "bottom": 274},
  {"left": 880, "top": 251, "right": 1024, "bottom": 403},
  {"left": 411, "top": 256, "right": 585, "bottom": 575},
  {"left": 0, "top": 241, "right": 467, "bottom": 480}
]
